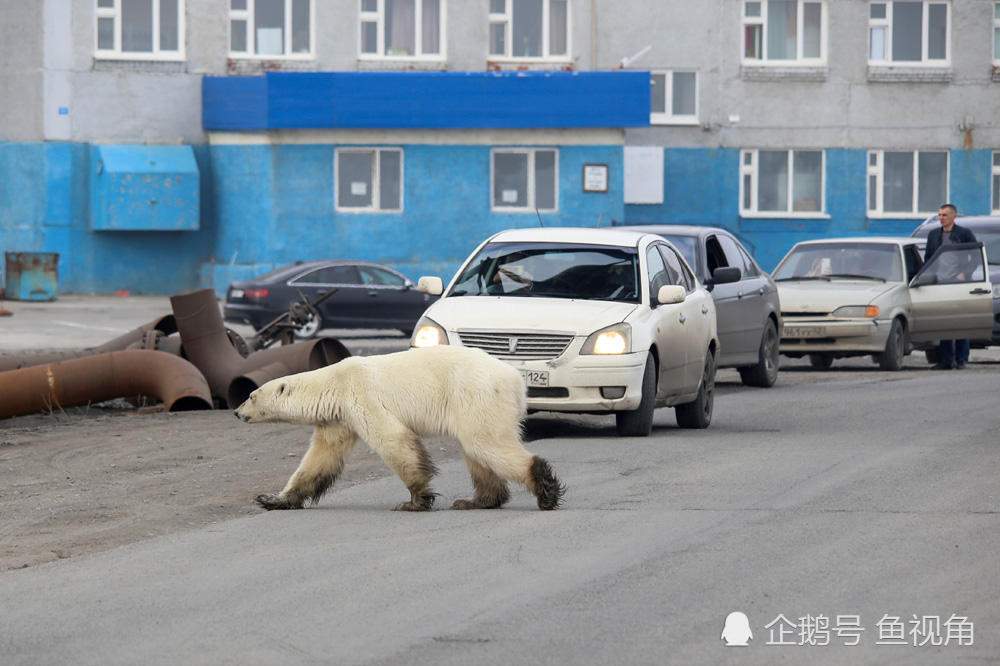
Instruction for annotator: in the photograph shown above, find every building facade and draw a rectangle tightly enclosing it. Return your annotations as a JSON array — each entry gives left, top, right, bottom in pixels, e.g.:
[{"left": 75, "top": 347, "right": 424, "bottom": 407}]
[{"left": 1, "top": 0, "right": 998, "bottom": 293}]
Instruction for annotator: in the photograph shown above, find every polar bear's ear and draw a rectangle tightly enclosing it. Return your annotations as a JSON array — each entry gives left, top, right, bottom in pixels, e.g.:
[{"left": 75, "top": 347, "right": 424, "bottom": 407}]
[{"left": 277, "top": 383, "right": 287, "bottom": 396}]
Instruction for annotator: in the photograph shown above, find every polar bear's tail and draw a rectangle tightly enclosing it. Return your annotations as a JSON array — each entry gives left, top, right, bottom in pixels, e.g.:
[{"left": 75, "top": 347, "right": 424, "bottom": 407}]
[{"left": 529, "top": 456, "right": 565, "bottom": 510}]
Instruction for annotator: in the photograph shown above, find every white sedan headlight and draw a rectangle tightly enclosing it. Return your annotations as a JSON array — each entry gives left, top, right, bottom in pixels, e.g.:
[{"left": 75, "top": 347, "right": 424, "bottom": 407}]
[
  {"left": 580, "top": 323, "right": 632, "bottom": 355},
  {"left": 411, "top": 316, "right": 449, "bottom": 347}
]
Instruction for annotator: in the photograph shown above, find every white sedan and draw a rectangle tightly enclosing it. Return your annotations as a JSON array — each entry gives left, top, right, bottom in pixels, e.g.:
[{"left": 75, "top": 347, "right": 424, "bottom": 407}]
[
  {"left": 409, "top": 227, "right": 737, "bottom": 436},
  {"left": 774, "top": 237, "right": 994, "bottom": 369}
]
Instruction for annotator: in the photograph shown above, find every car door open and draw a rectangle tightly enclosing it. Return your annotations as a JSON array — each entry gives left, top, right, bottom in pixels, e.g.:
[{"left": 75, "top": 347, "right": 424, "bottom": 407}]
[{"left": 907, "top": 242, "right": 993, "bottom": 343}]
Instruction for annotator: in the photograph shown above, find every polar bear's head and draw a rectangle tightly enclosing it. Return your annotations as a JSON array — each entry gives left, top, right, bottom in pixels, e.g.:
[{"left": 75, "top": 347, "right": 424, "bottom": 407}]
[{"left": 235, "top": 373, "right": 334, "bottom": 425}]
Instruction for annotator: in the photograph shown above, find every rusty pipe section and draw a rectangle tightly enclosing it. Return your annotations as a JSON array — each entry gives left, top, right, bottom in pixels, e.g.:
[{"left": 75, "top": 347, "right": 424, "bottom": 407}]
[
  {"left": 0, "top": 350, "right": 212, "bottom": 419},
  {"left": 170, "top": 289, "right": 246, "bottom": 406},
  {"left": 0, "top": 314, "right": 177, "bottom": 372},
  {"left": 227, "top": 338, "right": 351, "bottom": 407}
]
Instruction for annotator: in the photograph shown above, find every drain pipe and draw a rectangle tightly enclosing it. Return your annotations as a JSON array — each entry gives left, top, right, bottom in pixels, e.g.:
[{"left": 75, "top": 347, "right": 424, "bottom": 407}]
[{"left": 0, "top": 350, "right": 212, "bottom": 419}]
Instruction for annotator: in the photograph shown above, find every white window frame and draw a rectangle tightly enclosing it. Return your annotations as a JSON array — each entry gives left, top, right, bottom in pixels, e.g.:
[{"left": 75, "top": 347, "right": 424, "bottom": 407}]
[
  {"left": 358, "top": 0, "right": 447, "bottom": 60},
  {"left": 488, "top": 0, "right": 571, "bottom": 63},
  {"left": 866, "top": 150, "right": 950, "bottom": 218},
  {"left": 490, "top": 148, "right": 559, "bottom": 213},
  {"left": 867, "top": 1, "right": 951, "bottom": 66},
  {"left": 741, "top": 0, "right": 828, "bottom": 65},
  {"left": 992, "top": 151, "right": 1000, "bottom": 214},
  {"left": 334, "top": 148, "right": 404, "bottom": 213},
  {"left": 739, "top": 149, "right": 828, "bottom": 219},
  {"left": 229, "top": 0, "right": 315, "bottom": 60},
  {"left": 993, "top": 2, "right": 1000, "bottom": 65},
  {"left": 650, "top": 70, "right": 699, "bottom": 126},
  {"left": 94, "top": 0, "right": 186, "bottom": 61}
]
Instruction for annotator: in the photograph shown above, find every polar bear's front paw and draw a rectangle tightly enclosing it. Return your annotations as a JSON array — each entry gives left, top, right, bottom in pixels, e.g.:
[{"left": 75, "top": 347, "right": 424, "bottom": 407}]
[{"left": 255, "top": 493, "right": 303, "bottom": 510}]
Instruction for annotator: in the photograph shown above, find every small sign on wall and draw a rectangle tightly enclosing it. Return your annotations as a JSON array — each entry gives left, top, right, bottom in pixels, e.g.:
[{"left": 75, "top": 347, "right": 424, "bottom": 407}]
[{"left": 583, "top": 163, "right": 609, "bottom": 193}]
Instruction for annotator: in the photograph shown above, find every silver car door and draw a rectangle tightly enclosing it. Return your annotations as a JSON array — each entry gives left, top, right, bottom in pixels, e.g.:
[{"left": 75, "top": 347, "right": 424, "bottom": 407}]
[
  {"left": 659, "top": 244, "right": 708, "bottom": 393},
  {"left": 704, "top": 235, "right": 743, "bottom": 364},
  {"left": 645, "top": 245, "right": 687, "bottom": 398},
  {"left": 908, "top": 243, "right": 994, "bottom": 342}
]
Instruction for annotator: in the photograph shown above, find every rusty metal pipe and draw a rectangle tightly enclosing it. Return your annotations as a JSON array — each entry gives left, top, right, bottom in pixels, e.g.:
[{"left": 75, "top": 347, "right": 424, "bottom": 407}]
[
  {"left": 0, "top": 314, "right": 177, "bottom": 372},
  {"left": 170, "top": 289, "right": 246, "bottom": 406},
  {"left": 226, "top": 338, "right": 351, "bottom": 407},
  {"left": 0, "top": 350, "right": 212, "bottom": 419}
]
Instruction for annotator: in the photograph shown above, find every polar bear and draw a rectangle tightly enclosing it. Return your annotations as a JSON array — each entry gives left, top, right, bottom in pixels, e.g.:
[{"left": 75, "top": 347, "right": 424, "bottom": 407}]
[{"left": 234, "top": 345, "right": 565, "bottom": 512}]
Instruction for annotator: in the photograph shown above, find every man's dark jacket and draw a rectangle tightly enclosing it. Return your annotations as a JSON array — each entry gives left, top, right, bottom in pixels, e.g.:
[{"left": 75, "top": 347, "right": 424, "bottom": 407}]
[{"left": 924, "top": 224, "right": 977, "bottom": 262}]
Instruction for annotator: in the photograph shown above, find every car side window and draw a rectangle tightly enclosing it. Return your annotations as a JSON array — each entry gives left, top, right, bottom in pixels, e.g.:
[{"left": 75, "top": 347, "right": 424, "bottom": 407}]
[
  {"left": 658, "top": 245, "right": 694, "bottom": 292},
  {"left": 917, "top": 244, "right": 985, "bottom": 285},
  {"left": 296, "top": 266, "right": 360, "bottom": 285},
  {"left": 705, "top": 236, "right": 729, "bottom": 275},
  {"left": 903, "top": 245, "right": 923, "bottom": 282},
  {"left": 716, "top": 236, "right": 747, "bottom": 281},
  {"left": 646, "top": 246, "right": 674, "bottom": 301},
  {"left": 736, "top": 245, "right": 760, "bottom": 277},
  {"left": 359, "top": 266, "right": 405, "bottom": 287}
]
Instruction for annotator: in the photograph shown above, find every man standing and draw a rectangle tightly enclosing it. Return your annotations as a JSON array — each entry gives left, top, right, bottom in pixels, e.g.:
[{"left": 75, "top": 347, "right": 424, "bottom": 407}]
[{"left": 924, "top": 203, "right": 977, "bottom": 369}]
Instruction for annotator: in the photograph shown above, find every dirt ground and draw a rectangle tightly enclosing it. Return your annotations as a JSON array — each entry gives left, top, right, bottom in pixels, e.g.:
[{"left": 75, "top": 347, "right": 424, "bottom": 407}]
[{"left": 0, "top": 406, "right": 471, "bottom": 571}]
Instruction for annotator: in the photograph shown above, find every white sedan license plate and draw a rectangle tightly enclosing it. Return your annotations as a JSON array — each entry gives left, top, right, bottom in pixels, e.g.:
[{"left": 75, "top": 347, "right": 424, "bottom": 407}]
[
  {"left": 784, "top": 326, "right": 826, "bottom": 338},
  {"left": 520, "top": 370, "right": 549, "bottom": 387}
]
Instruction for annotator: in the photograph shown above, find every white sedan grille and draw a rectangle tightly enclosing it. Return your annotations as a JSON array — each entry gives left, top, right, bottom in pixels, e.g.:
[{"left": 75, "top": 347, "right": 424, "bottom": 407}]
[{"left": 458, "top": 331, "right": 574, "bottom": 360}]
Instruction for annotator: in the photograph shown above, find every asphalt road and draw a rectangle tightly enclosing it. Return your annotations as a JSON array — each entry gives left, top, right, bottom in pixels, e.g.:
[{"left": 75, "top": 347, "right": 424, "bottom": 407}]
[{"left": 2, "top": 358, "right": 998, "bottom": 664}]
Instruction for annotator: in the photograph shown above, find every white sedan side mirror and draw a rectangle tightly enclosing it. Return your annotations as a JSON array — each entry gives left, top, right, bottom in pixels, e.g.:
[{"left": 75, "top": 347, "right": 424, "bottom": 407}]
[
  {"left": 657, "top": 285, "right": 686, "bottom": 305},
  {"left": 416, "top": 276, "right": 443, "bottom": 296}
]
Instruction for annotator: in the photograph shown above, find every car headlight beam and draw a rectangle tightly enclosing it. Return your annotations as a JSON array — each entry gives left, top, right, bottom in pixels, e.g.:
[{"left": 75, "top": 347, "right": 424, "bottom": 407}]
[
  {"left": 411, "top": 316, "right": 449, "bottom": 347},
  {"left": 581, "top": 323, "right": 632, "bottom": 355}
]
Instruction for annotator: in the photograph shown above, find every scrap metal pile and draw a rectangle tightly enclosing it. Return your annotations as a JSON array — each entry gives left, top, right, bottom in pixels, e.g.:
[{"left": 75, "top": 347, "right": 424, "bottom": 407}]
[{"left": 0, "top": 289, "right": 350, "bottom": 419}]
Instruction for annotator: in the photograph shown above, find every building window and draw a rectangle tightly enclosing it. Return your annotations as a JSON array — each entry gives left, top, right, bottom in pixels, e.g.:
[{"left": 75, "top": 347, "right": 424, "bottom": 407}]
[
  {"left": 992, "top": 151, "right": 1000, "bottom": 214},
  {"left": 489, "top": 0, "right": 569, "bottom": 61},
  {"left": 742, "top": 1, "right": 826, "bottom": 63},
  {"left": 491, "top": 149, "right": 558, "bottom": 212},
  {"left": 650, "top": 71, "right": 698, "bottom": 125},
  {"left": 869, "top": 1, "right": 949, "bottom": 65},
  {"left": 867, "top": 150, "right": 948, "bottom": 216},
  {"left": 95, "top": 0, "right": 185, "bottom": 59},
  {"left": 229, "top": 0, "right": 312, "bottom": 58},
  {"left": 335, "top": 149, "right": 403, "bottom": 212},
  {"left": 359, "top": 0, "right": 444, "bottom": 59},
  {"left": 994, "top": 2, "right": 1000, "bottom": 64},
  {"left": 739, "top": 150, "right": 825, "bottom": 216}
]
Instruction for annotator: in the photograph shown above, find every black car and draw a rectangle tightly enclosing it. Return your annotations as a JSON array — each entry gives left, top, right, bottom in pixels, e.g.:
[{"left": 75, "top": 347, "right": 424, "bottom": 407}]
[
  {"left": 619, "top": 224, "right": 782, "bottom": 387},
  {"left": 224, "top": 261, "right": 438, "bottom": 338},
  {"left": 911, "top": 215, "right": 1000, "bottom": 348}
]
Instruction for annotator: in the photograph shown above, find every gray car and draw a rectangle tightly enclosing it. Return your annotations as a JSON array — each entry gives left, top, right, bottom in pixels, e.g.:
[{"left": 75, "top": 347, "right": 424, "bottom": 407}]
[{"left": 618, "top": 225, "right": 782, "bottom": 387}]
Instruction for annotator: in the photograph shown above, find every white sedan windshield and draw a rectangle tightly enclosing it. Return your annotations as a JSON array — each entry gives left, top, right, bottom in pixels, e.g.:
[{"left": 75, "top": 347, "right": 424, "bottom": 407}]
[
  {"left": 449, "top": 242, "right": 640, "bottom": 303},
  {"left": 774, "top": 243, "right": 903, "bottom": 282}
]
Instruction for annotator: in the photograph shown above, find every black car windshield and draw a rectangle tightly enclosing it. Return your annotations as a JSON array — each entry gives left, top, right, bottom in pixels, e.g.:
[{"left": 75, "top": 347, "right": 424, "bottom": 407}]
[
  {"left": 773, "top": 243, "right": 903, "bottom": 282},
  {"left": 449, "top": 242, "right": 640, "bottom": 303},
  {"left": 656, "top": 235, "right": 698, "bottom": 270}
]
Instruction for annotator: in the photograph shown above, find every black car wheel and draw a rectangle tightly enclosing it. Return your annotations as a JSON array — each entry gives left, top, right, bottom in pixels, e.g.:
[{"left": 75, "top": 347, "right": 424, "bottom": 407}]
[
  {"left": 615, "top": 353, "right": 656, "bottom": 437},
  {"left": 875, "top": 318, "right": 906, "bottom": 371},
  {"left": 676, "top": 350, "right": 715, "bottom": 429},
  {"left": 738, "top": 319, "right": 779, "bottom": 388},
  {"left": 293, "top": 309, "right": 323, "bottom": 340}
]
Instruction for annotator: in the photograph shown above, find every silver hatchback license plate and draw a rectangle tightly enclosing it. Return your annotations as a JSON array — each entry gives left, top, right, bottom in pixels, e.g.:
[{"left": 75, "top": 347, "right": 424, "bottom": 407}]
[
  {"left": 784, "top": 326, "right": 826, "bottom": 338},
  {"left": 520, "top": 370, "right": 549, "bottom": 387}
]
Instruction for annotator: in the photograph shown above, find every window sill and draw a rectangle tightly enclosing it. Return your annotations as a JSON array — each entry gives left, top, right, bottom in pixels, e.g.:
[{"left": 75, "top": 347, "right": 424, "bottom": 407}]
[
  {"left": 740, "top": 212, "right": 831, "bottom": 220},
  {"left": 357, "top": 57, "right": 448, "bottom": 71},
  {"left": 867, "top": 65, "right": 952, "bottom": 83},
  {"left": 740, "top": 64, "right": 828, "bottom": 82},
  {"left": 228, "top": 53, "right": 315, "bottom": 61},
  {"left": 487, "top": 58, "right": 574, "bottom": 71},
  {"left": 93, "top": 51, "right": 185, "bottom": 62},
  {"left": 491, "top": 208, "right": 559, "bottom": 214},
  {"left": 335, "top": 208, "right": 403, "bottom": 214},
  {"left": 867, "top": 212, "right": 938, "bottom": 220},
  {"left": 650, "top": 117, "right": 700, "bottom": 126}
]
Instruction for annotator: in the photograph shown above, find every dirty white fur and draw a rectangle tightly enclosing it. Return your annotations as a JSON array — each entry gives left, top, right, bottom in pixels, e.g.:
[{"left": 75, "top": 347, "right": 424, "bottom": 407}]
[{"left": 236, "top": 345, "right": 542, "bottom": 509}]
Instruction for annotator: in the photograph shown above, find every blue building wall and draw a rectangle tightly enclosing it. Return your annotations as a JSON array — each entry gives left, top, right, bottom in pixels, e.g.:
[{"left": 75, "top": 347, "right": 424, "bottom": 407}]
[
  {"left": 624, "top": 148, "right": 996, "bottom": 271},
  {"left": 204, "top": 142, "right": 624, "bottom": 291},
  {"left": 0, "top": 142, "right": 214, "bottom": 294}
]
